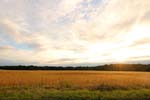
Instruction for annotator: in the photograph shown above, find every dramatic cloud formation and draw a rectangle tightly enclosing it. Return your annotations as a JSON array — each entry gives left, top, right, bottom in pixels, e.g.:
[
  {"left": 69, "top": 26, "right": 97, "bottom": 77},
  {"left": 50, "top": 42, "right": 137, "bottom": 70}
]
[{"left": 0, "top": 0, "right": 150, "bottom": 66}]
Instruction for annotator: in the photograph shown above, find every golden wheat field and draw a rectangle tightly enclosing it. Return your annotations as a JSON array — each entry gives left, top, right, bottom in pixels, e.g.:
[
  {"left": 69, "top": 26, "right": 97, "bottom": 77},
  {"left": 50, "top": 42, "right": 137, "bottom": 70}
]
[{"left": 0, "top": 70, "right": 150, "bottom": 90}]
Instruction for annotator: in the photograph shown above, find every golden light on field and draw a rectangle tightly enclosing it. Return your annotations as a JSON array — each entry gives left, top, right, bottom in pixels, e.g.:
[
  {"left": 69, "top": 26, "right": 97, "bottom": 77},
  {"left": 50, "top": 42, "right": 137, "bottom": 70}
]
[{"left": 0, "top": 70, "right": 150, "bottom": 89}]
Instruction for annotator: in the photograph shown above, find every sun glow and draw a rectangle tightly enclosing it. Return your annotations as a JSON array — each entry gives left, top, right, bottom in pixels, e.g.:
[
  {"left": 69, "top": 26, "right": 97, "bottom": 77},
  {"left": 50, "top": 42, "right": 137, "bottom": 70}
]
[
  {"left": 113, "top": 24, "right": 150, "bottom": 62},
  {"left": 126, "top": 24, "right": 150, "bottom": 42}
]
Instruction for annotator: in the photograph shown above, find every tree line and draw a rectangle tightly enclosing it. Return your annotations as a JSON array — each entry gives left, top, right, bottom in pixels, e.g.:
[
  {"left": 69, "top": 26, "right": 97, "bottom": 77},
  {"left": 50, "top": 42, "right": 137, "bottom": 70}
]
[{"left": 0, "top": 64, "right": 150, "bottom": 71}]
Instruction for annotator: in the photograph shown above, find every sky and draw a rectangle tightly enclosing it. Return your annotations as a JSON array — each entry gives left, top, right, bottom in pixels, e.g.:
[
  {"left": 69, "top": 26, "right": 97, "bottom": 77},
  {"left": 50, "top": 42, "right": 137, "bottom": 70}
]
[{"left": 0, "top": 0, "right": 150, "bottom": 66}]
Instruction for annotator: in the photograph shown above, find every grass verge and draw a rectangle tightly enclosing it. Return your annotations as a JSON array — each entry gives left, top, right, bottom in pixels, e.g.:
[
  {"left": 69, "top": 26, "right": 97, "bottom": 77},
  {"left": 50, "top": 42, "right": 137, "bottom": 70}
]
[{"left": 0, "top": 88, "right": 150, "bottom": 100}]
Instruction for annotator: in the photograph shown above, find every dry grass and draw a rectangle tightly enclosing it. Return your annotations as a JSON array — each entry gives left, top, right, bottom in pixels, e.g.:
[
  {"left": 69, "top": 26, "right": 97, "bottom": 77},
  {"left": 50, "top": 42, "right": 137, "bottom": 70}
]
[{"left": 0, "top": 70, "right": 150, "bottom": 90}]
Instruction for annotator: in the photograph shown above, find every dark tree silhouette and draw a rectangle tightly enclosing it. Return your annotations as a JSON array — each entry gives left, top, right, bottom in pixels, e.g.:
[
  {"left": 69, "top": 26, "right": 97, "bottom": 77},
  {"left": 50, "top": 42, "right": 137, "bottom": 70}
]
[{"left": 0, "top": 64, "right": 150, "bottom": 71}]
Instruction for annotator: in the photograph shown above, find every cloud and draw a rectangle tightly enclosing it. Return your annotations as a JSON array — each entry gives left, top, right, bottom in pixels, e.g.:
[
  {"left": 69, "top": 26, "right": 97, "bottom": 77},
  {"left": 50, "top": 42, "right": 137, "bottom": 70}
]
[
  {"left": 46, "top": 58, "right": 78, "bottom": 65},
  {"left": 128, "top": 38, "right": 150, "bottom": 47},
  {"left": 0, "top": 0, "right": 150, "bottom": 65},
  {"left": 0, "top": 45, "right": 36, "bottom": 64},
  {"left": 0, "top": 18, "right": 29, "bottom": 43}
]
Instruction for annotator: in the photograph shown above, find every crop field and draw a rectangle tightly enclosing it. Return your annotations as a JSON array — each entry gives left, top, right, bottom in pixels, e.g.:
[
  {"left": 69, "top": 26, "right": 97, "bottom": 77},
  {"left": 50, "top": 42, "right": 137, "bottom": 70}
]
[
  {"left": 0, "top": 70, "right": 150, "bottom": 89},
  {"left": 0, "top": 70, "right": 150, "bottom": 100}
]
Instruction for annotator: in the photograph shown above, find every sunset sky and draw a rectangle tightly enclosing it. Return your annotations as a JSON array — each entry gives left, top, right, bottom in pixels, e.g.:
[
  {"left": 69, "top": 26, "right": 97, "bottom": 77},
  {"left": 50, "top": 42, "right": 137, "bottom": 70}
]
[{"left": 0, "top": 0, "right": 150, "bottom": 66}]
